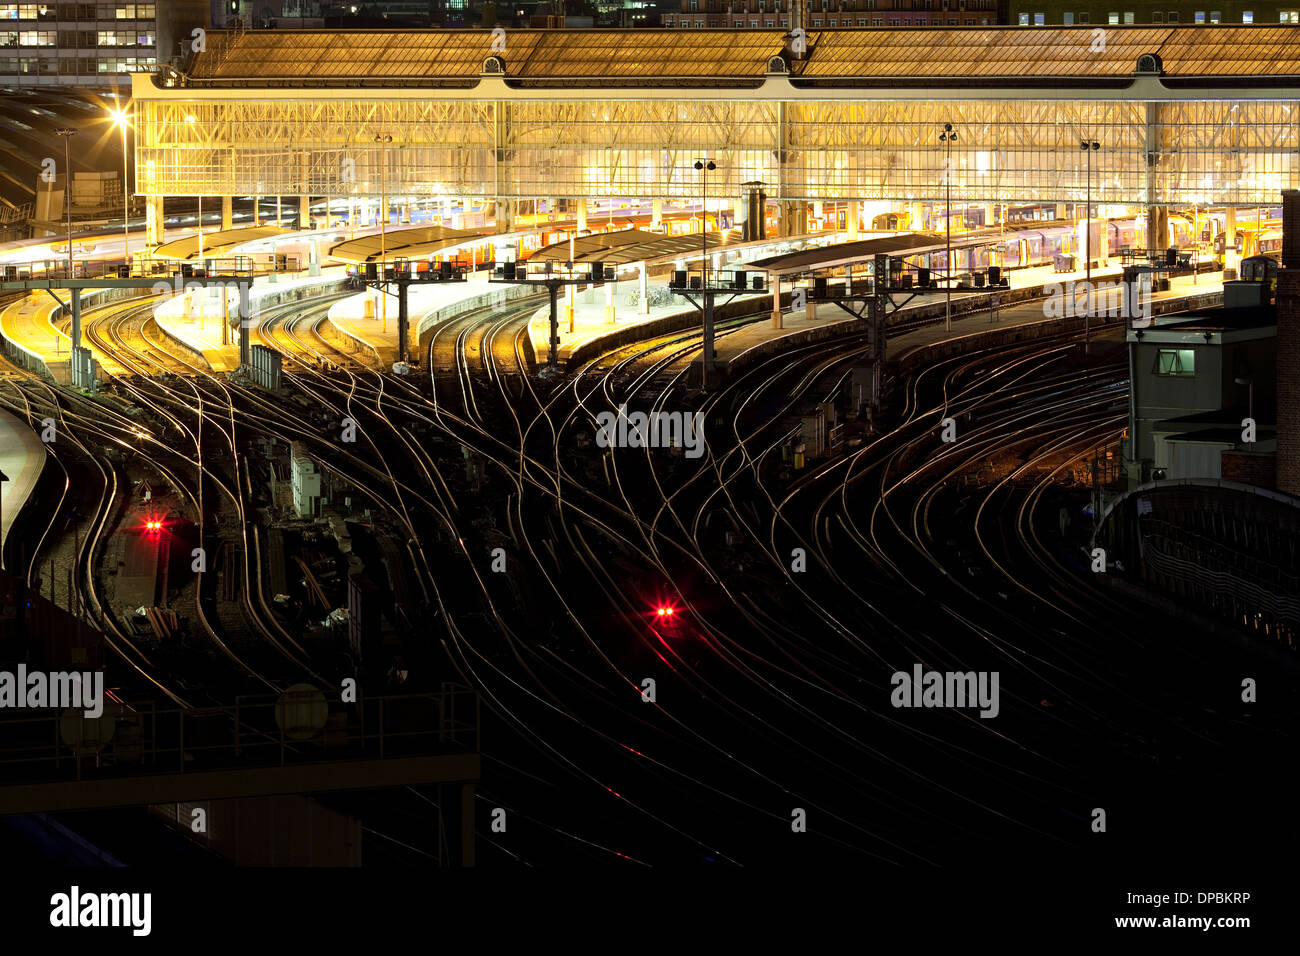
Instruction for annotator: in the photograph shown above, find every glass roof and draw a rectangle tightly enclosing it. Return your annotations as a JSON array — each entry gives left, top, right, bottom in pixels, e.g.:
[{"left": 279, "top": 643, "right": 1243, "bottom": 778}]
[{"left": 186, "top": 26, "right": 1300, "bottom": 84}]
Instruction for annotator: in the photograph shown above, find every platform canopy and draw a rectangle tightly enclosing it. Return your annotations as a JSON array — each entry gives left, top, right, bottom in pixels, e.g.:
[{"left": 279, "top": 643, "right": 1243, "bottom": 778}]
[
  {"left": 528, "top": 228, "right": 749, "bottom": 266},
  {"left": 751, "top": 225, "right": 1061, "bottom": 276},
  {"left": 328, "top": 226, "right": 490, "bottom": 264},
  {"left": 153, "top": 225, "right": 293, "bottom": 261}
]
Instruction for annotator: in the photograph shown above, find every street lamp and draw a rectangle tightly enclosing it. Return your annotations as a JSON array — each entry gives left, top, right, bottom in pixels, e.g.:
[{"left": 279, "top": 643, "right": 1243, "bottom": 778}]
[
  {"left": 375, "top": 133, "right": 393, "bottom": 334},
  {"left": 694, "top": 159, "right": 716, "bottom": 289},
  {"left": 111, "top": 107, "right": 131, "bottom": 271},
  {"left": 939, "top": 123, "right": 957, "bottom": 331},
  {"left": 55, "top": 128, "right": 76, "bottom": 279},
  {"left": 1081, "top": 138, "right": 1100, "bottom": 354}
]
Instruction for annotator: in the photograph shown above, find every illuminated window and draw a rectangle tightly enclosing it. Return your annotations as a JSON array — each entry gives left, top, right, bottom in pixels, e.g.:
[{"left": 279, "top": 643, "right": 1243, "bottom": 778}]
[
  {"left": 1124, "top": 11, "right": 1135, "bottom": 22},
  {"left": 1108, "top": 11, "right": 1119, "bottom": 23},
  {"left": 1195, "top": 10, "right": 1205, "bottom": 20},
  {"left": 1063, "top": 11, "right": 1074, "bottom": 22},
  {"left": 1018, "top": 11, "right": 1028, "bottom": 23},
  {"left": 858, "top": 16, "right": 868, "bottom": 24},
  {"left": 1034, "top": 12, "right": 1044, "bottom": 23},
  {"left": 1241, "top": 10, "right": 1252, "bottom": 21},
  {"left": 1282, "top": 10, "right": 1300, "bottom": 22},
  {"left": 1210, "top": 10, "right": 1221, "bottom": 21},
  {"left": 1154, "top": 349, "right": 1196, "bottom": 376}
]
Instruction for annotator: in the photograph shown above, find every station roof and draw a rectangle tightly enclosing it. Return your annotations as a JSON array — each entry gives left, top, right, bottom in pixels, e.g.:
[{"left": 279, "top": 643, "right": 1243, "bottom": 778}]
[
  {"left": 528, "top": 228, "right": 748, "bottom": 266},
  {"left": 153, "top": 225, "right": 292, "bottom": 261},
  {"left": 328, "top": 226, "right": 490, "bottom": 263},
  {"left": 181, "top": 26, "right": 1300, "bottom": 88}
]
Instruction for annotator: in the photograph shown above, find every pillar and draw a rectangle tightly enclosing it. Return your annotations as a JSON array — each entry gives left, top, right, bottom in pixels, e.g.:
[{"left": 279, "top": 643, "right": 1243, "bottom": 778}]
[
  {"left": 566, "top": 281, "right": 575, "bottom": 332},
  {"left": 70, "top": 288, "right": 81, "bottom": 349},
  {"left": 638, "top": 261, "right": 649, "bottom": 315},
  {"left": 605, "top": 270, "right": 615, "bottom": 324},
  {"left": 651, "top": 198, "right": 662, "bottom": 229},
  {"left": 221, "top": 195, "right": 233, "bottom": 231},
  {"left": 577, "top": 199, "right": 588, "bottom": 233},
  {"left": 778, "top": 200, "right": 804, "bottom": 238},
  {"left": 299, "top": 196, "right": 310, "bottom": 230},
  {"left": 275, "top": 196, "right": 281, "bottom": 227},
  {"left": 847, "top": 202, "right": 859, "bottom": 240},
  {"left": 1225, "top": 205, "right": 1237, "bottom": 274},
  {"left": 145, "top": 196, "right": 163, "bottom": 246},
  {"left": 238, "top": 282, "right": 251, "bottom": 367},
  {"left": 493, "top": 199, "right": 514, "bottom": 233},
  {"left": 771, "top": 276, "right": 782, "bottom": 329}
]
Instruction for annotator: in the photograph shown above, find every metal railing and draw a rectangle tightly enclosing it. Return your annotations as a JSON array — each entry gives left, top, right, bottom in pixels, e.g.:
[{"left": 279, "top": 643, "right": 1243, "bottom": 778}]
[{"left": 0, "top": 684, "right": 479, "bottom": 787}]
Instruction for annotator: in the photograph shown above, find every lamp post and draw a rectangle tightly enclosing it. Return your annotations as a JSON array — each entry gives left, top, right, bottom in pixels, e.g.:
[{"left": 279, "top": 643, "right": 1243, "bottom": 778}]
[
  {"left": 695, "top": 158, "right": 715, "bottom": 289},
  {"left": 111, "top": 108, "right": 130, "bottom": 271},
  {"left": 939, "top": 123, "right": 956, "bottom": 331},
  {"left": 375, "top": 133, "right": 393, "bottom": 334},
  {"left": 1081, "top": 138, "right": 1100, "bottom": 354},
  {"left": 55, "top": 128, "right": 76, "bottom": 279}
]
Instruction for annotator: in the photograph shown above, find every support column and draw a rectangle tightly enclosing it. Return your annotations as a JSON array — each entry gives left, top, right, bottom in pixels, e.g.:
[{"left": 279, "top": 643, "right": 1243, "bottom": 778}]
[
  {"left": 299, "top": 196, "right": 310, "bottom": 230},
  {"left": 605, "top": 270, "right": 615, "bottom": 324},
  {"left": 847, "top": 202, "right": 859, "bottom": 239},
  {"left": 651, "top": 198, "right": 662, "bottom": 229},
  {"left": 145, "top": 196, "right": 163, "bottom": 247},
  {"left": 221, "top": 195, "right": 233, "bottom": 231},
  {"left": 778, "top": 200, "right": 804, "bottom": 238},
  {"left": 70, "top": 287, "right": 81, "bottom": 349},
  {"left": 275, "top": 196, "right": 281, "bottom": 227},
  {"left": 238, "top": 282, "right": 251, "bottom": 367},
  {"left": 1225, "top": 205, "right": 1237, "bottom": 274},
  {"left": 577, "top": 199, "right": 588, "bottom": 233},
  {"left": 566, "top": 281, "right": 575, "bottom": 332},
  {"left": 638, "top": 261, "right": 649, "bottom": 315},
  {"left": 493, "top": 199, "right": 514, "bottom": 233},
  {"left": 771, "top": 276, "right": 782, "bottom": 329}
]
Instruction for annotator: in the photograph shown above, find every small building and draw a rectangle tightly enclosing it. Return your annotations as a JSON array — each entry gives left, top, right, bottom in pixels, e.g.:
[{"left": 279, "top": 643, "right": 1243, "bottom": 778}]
[
  {"left": 290, "top": 442, "right": 322, "bottom": 517},
  {"left": 1127, "top": 307, "right": 1276, "bottom": 482}
]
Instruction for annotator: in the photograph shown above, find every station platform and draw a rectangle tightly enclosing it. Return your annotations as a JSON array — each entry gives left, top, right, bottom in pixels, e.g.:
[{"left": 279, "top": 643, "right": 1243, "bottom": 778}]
[
  {"left": 527, "top": 276, "right": 697, "bottom": 365},
  {"left": 0, "top": 293, "right": 74, "bottom": 380},
  {"left": 0, "top": 407, "right": 46, "bottom": 562},
  {"left": 153, "top": 271, "right": 350, "bottom": 372},
  {"left": 711, "top": 261, "right": 1225, "bottom": 370},
  {"left": 523, "top": 259, "right": 1156, "bottom": 369}
]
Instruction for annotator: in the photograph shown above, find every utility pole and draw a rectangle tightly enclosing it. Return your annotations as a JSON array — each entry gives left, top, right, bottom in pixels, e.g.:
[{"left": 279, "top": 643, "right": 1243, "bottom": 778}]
[
  {"left": 56, "top": 128, "right": 77, "bottom": 279},
  {"left": 1081, "top": 138, "right": 1100, "bottom": 354},
  {"left": 939, "top": 123, "right": 957, "bottom": 331}
]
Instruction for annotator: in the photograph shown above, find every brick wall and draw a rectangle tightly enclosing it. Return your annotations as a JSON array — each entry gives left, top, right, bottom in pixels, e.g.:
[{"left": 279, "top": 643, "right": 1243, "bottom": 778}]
[
  {"left": 1277, "top": 266, "right": 1300, "bottom": 497},
  {"left": 1220, "top": 450, "right": 1276, "bottom": 489}
]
